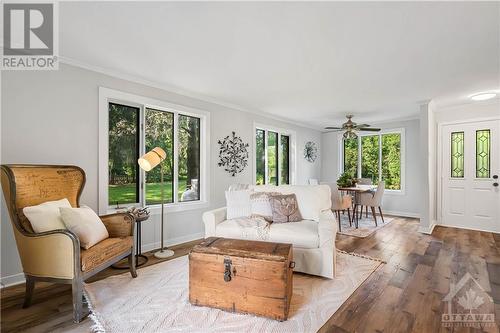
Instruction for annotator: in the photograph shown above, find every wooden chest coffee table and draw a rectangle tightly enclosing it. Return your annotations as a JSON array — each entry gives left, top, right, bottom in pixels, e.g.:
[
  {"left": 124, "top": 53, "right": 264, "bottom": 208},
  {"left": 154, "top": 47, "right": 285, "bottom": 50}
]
[{"left": 189, "top": 237, "right": 294, "bottom": 321}]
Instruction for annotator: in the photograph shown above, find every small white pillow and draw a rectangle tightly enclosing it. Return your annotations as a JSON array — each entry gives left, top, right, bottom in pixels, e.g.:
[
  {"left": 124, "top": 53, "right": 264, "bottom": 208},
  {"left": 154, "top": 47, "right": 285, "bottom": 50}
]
[
  {"left": 59, "top": 206, "right": 109, "bottom": 249},
  {"left": 225, "top": 190, "right": 252, "bottom": 220},
  {"left": 250, "top": 192, "right": 280, "bottom": 222},
  {"left": 23, "top": 198, "right": 71, "bottom": 233}
]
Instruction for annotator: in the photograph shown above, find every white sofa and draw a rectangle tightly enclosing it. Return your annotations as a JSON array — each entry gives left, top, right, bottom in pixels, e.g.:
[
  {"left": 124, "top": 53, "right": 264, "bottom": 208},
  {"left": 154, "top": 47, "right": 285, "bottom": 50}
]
[{"left": 202, "top": 185, "right": 338, "bottom": 279}]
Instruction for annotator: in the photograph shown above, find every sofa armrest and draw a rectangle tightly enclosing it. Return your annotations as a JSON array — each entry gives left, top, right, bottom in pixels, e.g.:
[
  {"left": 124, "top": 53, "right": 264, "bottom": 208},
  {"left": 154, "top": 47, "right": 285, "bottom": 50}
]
[
  {"left": 100, "top": 212, "right": 135, "bottom": 237},
  {"left": 15, "top": 229, "right": 80, "bottom": 279},
  {"left": 318, "top": 209, "right": 337, "bottom": 248},
  {"left": 202, "top": 207, "right": 227, "bottom": 237}
]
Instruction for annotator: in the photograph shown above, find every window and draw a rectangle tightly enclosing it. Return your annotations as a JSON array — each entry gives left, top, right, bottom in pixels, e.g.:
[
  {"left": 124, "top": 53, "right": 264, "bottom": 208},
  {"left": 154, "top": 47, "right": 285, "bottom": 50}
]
[
  {"left": 108, "top": 103, "right": 140, "bottom": 206},
  {"left": 476, "top": 129, "right": 490, "bottom": 178},
  {"left": 144, "top": 108, "right": 174, "bottom": 205},
  {"left": 451, "top": 131, "right": 464, "bottom": 178},
  {"left": 341, "top": 130, "right": 404, "bottom": 191},
  {"left": 102, "top": 88, "right": 208, "bottom": 212},
  {"left": 255, "top": 126, "right": 293, "bottom": 185}
]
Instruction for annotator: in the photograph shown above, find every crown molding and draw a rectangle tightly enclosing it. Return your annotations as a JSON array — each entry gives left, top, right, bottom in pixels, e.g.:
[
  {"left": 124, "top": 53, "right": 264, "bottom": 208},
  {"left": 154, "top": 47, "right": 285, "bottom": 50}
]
[{"left": 58, "top": 56, "right": 322, "bottom": 131}]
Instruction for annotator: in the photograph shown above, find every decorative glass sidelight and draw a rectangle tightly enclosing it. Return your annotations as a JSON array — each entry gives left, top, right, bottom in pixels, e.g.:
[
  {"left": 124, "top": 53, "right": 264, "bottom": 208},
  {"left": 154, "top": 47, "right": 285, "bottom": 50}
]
[
  {"left": 476, "top": 129, "right": 491, "bottom": 178},
  {"left": 451, "top": 132, "right": 464, "bottom": 178}
]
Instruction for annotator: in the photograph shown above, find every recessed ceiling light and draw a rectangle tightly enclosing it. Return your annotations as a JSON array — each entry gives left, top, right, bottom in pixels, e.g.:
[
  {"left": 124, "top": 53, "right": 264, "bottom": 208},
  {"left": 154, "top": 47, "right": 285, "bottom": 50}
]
[{"left": 470, "top": 92, "right": 497, "bottom": 101}]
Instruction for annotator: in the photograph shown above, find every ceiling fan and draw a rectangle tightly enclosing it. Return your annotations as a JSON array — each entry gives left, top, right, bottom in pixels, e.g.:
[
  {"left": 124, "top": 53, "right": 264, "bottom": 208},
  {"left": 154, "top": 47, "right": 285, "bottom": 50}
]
[{"left": 325, "top": 115, "right": 381, "bottom": 139}]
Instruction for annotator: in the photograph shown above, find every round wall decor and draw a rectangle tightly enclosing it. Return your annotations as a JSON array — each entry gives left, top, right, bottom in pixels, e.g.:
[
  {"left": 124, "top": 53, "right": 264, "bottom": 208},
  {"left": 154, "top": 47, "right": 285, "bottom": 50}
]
[
  {"left": 218, "top": 131, "right": 249, "bottom": 176},
  {"left": 304, "top": 141, "right": 318, "bottom": 163}
]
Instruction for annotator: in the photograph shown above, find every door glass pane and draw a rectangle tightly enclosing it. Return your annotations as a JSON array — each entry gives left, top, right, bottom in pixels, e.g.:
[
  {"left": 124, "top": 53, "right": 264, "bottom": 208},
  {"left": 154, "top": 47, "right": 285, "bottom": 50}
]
[
  {"left": 267, "top": 131, "right": 278, "bottom": 185},
  {"left": 178, "top": 114, "right": 201, "bottom": 202},
  {"left": 381, "top": 133, "right": 401, "bottom": 190},
  {"left": 280, "top": 135, "right": 290, "bottom": 184},
  {"left": 343, "top": 138, "right": 358, "bottom": 178},
  {"left": 361, "top": 135, "right": 380, "bottom": 183},
  {"left": 145, "top": 108, "right": 174, "bottom": 204},
  {"left": 255, "top": 129, "right": 265, "bottom": 185},
  {"left": 476, "top": 129, "right": 490, "bottom": 178},
  {"left": 108, "top": 103, "right": 140, "bottom": 206},
  {"left": 451, "top": 132, "right": 464, "bottom": 178}
]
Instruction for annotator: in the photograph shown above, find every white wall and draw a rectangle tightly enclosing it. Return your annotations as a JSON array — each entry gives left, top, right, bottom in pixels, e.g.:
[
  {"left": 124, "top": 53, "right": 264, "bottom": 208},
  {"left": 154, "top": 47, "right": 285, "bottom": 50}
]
[
  {"left": 321, "top": 118, "right": 421, "bottom": 217},
  {"left": 0, "top": 64, "right": 322, "bottom": 286}
]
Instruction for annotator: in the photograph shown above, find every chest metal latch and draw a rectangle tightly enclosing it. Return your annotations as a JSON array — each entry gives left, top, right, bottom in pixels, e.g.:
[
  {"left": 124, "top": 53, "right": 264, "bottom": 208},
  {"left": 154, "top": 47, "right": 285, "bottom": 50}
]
[{"left": 223, "top": 258, "right": 232, "bottom": 282}]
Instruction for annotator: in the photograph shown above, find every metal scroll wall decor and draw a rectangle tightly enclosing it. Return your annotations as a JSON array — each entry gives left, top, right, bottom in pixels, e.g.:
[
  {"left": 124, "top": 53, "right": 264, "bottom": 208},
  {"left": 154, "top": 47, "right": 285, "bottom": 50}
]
[
  {"left": 218, "top": 131, "right": 250, "bottom": 176},
  {"left": 304, "top": 141, "right": 318, "bottom": 163}
]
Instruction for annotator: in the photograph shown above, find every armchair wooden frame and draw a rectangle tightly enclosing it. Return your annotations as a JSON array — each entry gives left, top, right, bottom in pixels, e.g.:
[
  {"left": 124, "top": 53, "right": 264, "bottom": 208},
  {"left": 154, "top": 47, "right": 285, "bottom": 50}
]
[{"left": 1, "top": 164, "right": 137, "bottom": 323}]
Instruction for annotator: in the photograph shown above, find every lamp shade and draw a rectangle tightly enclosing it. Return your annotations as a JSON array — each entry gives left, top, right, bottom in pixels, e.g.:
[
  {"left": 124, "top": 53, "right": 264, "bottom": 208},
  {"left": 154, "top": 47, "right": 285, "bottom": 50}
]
[{"left": 138, "top": 147, "right": 167, "bottom": 171}]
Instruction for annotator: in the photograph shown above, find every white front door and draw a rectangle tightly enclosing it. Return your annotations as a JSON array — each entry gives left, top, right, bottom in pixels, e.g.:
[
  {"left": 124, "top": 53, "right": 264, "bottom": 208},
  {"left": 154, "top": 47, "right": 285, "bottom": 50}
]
[{"left": 441, "top": 119, "right": 500, "bottom": 233}]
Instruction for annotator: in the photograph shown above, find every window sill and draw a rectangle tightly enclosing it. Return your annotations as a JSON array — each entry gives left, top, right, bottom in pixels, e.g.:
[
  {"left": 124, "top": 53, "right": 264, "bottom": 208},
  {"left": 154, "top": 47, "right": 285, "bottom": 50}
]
[
  {"left": 106, "top": 200, "right": 210, "bottom": 215},
  {"left": 384, "top": 189, "right": 405, "bottom": 196}
]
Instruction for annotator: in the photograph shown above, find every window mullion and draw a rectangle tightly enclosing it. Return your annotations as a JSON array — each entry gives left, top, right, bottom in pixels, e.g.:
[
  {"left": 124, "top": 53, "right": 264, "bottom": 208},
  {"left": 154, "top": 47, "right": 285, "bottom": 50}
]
[
  {"left": 140, "top": 106, "right": 146, "bottom": 206},
  {"left": 357, "top": 136, "right": 362, "bottom": 178},
  {"left": 378, "top": 134, "right": 383, "bottom": 183},
  {"left": 277, "top": 134, "right": 281, "bottom": 185},
  {"left": 173, "top": 113, "right": 179, "bottom": 204},
  {"left": 264, "top": 130, "right": 268, "bottom": 185}
]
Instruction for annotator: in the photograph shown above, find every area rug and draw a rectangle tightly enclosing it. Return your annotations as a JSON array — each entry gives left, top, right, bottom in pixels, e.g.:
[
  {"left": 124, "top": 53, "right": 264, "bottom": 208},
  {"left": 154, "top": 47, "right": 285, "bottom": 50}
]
[
  {"left": 338, "top": 214, "right": 394, "bottom": 238},
  {"left": 84, "top": 252, "right": 382, "bottom": 333}
]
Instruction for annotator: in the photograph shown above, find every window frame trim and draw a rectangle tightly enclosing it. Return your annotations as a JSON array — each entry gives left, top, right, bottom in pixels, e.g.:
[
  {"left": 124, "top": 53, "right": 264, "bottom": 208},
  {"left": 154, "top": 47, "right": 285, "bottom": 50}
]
[
  {"left": 253, "top": 122, "right": 297, "bottom": 186},
  {"left": 337, "top": 127, "right": 406, "bottom": 195},
  {"left": 99, "top": 87, "right": 210, "bottom": 215}
]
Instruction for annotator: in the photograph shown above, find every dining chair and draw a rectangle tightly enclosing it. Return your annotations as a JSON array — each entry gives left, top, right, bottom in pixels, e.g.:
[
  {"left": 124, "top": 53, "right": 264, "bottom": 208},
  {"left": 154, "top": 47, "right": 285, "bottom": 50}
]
[
  {"left": 359, "top": 181, "right": 385, "bottom": 226},
  {"left": 321, "top": 182, "right": 352, "bottom": 232},
  {"left": 357, "top": 178, "right": 373, "bottom": 185}
]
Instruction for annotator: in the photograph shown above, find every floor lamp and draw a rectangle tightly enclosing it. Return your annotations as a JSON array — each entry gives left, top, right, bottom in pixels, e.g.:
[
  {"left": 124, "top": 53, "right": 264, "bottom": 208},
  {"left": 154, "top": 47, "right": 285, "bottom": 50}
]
[{"left": 138, "top": 147, "right": 174, "bottom": 259}]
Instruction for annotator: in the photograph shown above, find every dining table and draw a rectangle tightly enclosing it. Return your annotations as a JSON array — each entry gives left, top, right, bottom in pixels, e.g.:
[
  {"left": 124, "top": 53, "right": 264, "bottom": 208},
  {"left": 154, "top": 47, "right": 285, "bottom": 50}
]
[{"left": 337, "top": 185, "right": 377, "bottom": 228}]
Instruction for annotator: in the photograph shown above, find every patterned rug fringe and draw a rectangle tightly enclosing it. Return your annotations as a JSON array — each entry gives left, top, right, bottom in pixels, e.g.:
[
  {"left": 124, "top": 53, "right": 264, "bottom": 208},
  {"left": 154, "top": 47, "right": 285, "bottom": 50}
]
[
  {"left": 84, "top": 290, "right": 106, "bottom": 333},
  {"left": 336, "top": 249, "right": 387, "bottom": 264}
]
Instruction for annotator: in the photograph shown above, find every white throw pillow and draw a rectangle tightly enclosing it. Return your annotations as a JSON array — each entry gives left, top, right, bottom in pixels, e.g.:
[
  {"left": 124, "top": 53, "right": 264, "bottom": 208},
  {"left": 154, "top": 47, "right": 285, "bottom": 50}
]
[
  {"left": 59, "top": 206, "right": 109, "bottom": 249},
  {"left": 23, "top": 198, "right": 71, "bottom": 233},
  {"left": 225, "top": 190, "right": 252, "bottom": 220}
]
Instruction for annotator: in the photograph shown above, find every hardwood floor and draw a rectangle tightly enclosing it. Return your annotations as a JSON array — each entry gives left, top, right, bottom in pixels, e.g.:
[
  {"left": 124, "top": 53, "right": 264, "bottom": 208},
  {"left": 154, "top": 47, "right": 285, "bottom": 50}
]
[{"left": 1, "top": 217, "right": 499, "bottom": 332}]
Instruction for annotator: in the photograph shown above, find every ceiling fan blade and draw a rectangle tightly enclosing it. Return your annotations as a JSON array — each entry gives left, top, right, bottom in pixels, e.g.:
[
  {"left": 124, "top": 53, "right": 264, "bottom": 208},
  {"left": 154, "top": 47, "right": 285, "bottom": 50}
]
[
  {"left": 324, "top": 126, "right": 342, "bottom": 129},
  {"left": 353, "top": 124, "right": 370, "bottom": 128},
  {"left": 358, "top": 127, "right": 381, "bottom": 132},
  {"left": 324, "top": 129, "right": 343, "bottom": 132}
]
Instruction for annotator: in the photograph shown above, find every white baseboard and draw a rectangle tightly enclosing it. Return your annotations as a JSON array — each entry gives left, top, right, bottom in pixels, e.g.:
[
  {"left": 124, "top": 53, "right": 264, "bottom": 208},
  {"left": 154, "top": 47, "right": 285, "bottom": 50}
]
[
  {"left": 141, "top": 232, "right": 204, "bottom": 253},
  {"left": 0, "top": 232, "right": 205, "bottom": 289},
  {"left": 434, "top": 223, "right": 500, "bottom": 235},
  {"left": 418, "top": 220, "right": 436, "bottom": 234},
  {"left": 0, "top": 273, "right": 25, "bottom": 289},
  {"left": 383, "top": 210, "right": 420, "bottom": 219}
]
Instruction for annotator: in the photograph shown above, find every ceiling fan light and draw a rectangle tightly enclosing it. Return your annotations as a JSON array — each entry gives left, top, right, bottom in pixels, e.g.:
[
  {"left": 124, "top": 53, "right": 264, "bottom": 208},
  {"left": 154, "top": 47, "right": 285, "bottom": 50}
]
[
  {"left": 343, "top": 131, "right": 357, "bottom": 139},
  {"left": 470, "top": 92, "right": 497, "bottom": 101}
]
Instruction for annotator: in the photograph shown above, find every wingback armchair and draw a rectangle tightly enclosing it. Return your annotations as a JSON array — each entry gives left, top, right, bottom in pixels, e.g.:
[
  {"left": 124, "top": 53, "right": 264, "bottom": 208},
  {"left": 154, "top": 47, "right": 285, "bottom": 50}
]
[{"left": 0, "top": 164, "right": 137, "bottom": 323}]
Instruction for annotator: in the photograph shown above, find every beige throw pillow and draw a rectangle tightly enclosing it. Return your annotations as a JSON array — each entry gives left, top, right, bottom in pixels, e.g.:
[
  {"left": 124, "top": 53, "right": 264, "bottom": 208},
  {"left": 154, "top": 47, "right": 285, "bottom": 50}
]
[
  {"left": 269, "top": 194, "right": 303, "bottom": 223},
  {"left": 250, "top": 191, "right": 281, "bottom": 222},
  {"left": 59, "top": 206, "right": 109, "bottom": 249},
  {"left": 23, "top": 198, "right": 71, "bottom": 233}
]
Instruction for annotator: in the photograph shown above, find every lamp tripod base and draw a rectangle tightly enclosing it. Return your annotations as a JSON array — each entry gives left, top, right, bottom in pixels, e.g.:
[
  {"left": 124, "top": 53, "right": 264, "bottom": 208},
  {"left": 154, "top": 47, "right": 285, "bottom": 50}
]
[{"left": 154, "top": 248, "right": 174, "bottom": 259}]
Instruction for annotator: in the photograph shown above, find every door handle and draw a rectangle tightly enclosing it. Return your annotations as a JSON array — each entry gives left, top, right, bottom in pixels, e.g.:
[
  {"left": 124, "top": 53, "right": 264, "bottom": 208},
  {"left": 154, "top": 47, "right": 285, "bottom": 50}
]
[
  {"left": 494, "top": 182, "right": 499, "bottom": 187},
  {"left": 493, "top": 175, "right": 498, "bottom": 179}
]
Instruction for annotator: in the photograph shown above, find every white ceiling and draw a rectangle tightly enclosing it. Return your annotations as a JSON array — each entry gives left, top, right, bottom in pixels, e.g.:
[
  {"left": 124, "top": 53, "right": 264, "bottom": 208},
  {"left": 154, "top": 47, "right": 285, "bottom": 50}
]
[{"left": 60, "top": 2, "right": 500, "bottom": 128}]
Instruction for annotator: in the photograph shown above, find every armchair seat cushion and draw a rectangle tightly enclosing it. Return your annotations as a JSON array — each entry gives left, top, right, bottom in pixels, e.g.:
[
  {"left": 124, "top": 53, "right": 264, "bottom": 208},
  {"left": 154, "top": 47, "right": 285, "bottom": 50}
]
[{"left": 80, "top": 236, "right": 133, "bottom": 272}]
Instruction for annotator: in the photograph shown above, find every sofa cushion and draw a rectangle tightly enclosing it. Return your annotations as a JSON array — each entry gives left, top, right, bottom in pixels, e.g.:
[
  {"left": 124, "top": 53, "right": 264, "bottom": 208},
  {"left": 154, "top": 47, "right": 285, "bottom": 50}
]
[
  {"left": 80, "top": 236, "right": 133, "bottom": 272},
  {"left": 215, "top": 218, "right": 319, "bottom": 249},
  {"left": 60, "top": 205, "right": 109, "bottom": 249},
  {"left": 22, "top": 198, "right": 71, "bottom": 233},
  {"left": 251, "top": 185, "right": 331, "bottom": 221},
  {"left": 268, "top": 220, "right": 319, "bottom": 249},
  {"left": 215, "top": 217, "right": 270, "bottom": 240}
]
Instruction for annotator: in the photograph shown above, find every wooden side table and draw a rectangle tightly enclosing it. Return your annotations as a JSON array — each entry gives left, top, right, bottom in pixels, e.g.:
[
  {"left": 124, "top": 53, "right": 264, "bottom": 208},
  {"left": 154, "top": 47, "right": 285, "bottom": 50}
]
[{"left": 112, "top": 214, "right": 150, "bottom": 269}]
